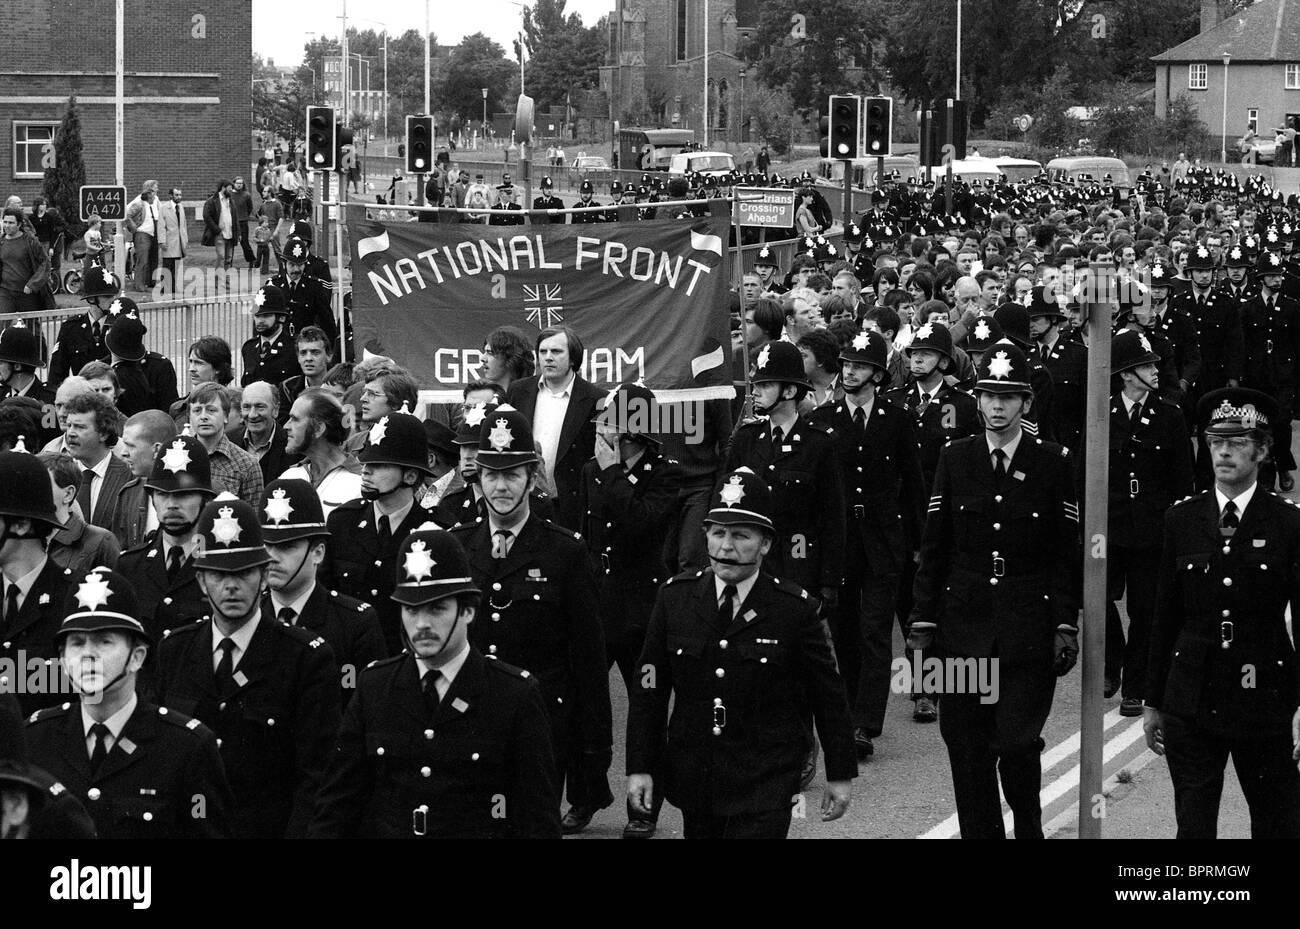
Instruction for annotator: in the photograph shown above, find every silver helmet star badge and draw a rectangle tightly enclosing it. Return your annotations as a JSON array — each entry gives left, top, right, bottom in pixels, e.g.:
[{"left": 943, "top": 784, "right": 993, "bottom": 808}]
[
  {"left": 264, "top": 488, "right": 294, "bottom": 525},
  {"left": 756, "top": 344, "right": 771, "bottom": 371},
  {"left": 161, "top": 439, "right": 191, "bottom": 474},
  {"left": 851, "top": 333, "right": 869, "bottom": 351},
  {"left": 109, "top": 298, "right": 123, "bottom": 315},
  {"left": 974, "top": 319, "right": 992, "bottom": 342},
  {"left": 368, "top": 416, "right": 389, "bottom": 446},
  {"left": 719, "top": 474, "right": 746, "bottom": 507},
  {"left": 987, "top": 350, "right": 1013, "bottom": 380},
  {"left": 211, "top": 506, "right": 243, "bottom": 546},
  {"left": 463, "top": 403, "right": 488, "bottom": 428},
  {"left": 75, "top": 572, "right": 113, "bottom": 612},
  {"left": 404, "top": 540, "right": 436, "bottom": 581},
  {"left": 488, "top": 418, "right": 514, "bottom": 451},
  {"left": 1150, "top": 263, "right": 1164, "bottom": 279},
  {"left": 1138, "top": 333, "right": 1153, "bottom": 354},
  {"left": 254, "top": 289, "right": 267, "bottom": 307},
  {"left": 914, "top": 323, "right": 934, "bottom": 342}
]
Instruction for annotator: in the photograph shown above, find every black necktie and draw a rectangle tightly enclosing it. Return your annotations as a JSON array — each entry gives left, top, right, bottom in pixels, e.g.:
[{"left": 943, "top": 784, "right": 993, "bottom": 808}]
[
  {"left": 1129, "top": 401, "right": 1143, "bottom": 434},
  {"left": 3, "top": 583, "right": 19, "bottom": 638},
  {"left": 492, "top": 529, "right": 513, "bottom": 559},
  {"left": 423, "top": 670, "right": 442, "bottom": 716},
  {"left": 1221, "top": 500, "right": 1239, "bottom": 538},
  {"left": 917, "top": 390, "right": 932, "bottom": 417},
  {"left": 215, "top": 638, "right": 236, "bottom": 693},
  {"left": 376, "top": 514, "right": 391, "bottom": 544},
  {"left": 278, "top": 606, "right": 296, "bottom": 626},
  {"left": 91, "top": 319, "right": 101, "bottom": 342},
  {"left": 77, "top": 469, "right": 95, "bottom": 520},
  {"left": 718, "top": 584, "right": 737, "bottom": 628},
  {"left": 853, "top": 405, "right": 866, "bottom": 432},
  {"left": 771, "top": 426, "right": 783, "bottom": 452},
  {"left": 993, "top": 448, "right": 1008, "bottom": 485},
  {"left": 89, "top": 722, "right": 110, "bottom": 776},
  {"left": 166, "top": 545, "right": 184, "bottom": 580}
]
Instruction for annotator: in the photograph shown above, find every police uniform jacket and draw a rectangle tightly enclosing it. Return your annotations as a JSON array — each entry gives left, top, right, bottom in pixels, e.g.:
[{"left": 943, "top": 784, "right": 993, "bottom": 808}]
[
  {"left": 1108, "top": 392, "right": 1194, "bottom": 549},
  {"left": 626, "top": 568, "right": 857, "bottom": 816},
  {"left": 0, "top": 377, "right": 54, "bottom": 408},
  {"left": 26, "top": 699, "right": 233, "bottom": 839},
  {"left": 910, "top": 433, "right": 1082, "bottom": 664},
  {"left": 308, "top": 649, "right": 561, "bottom": 838},
  {"left": 112, "top": 353, "right": 180, "bottom": 418},
  {"left": 1, "top": 559, "right": 76, "bottom": 716},
  {"left": 118, "top": 531, "right": 205, "bottom": 640},
  {"left": 450, "top": 516, "right": 612, "bottom": 800},
  {"left": 1148, "top": 490, "right": 1300, "bottom": 738},
  {"left": 241, "top": 329, "right": 299, "bottom": 388},
  {"left": 321, "top": 499, "right": 454, "bottom": 656},
  {"left": 570, "top": 199, "right": 604, "bottom": 224},
  {"left": 260, "top": 585, "right": 387, "bottom": 702},
  {"left": 155, "top": 616, "right": 341, "bottom": 839},
  {"left": 1039, "top": 336, "right": 1089, "bottom": 453},
  {"left": 269, "top": 273, "right": 337, "bottom": 344},
  {"left": 439, "top": 485, "right": 553, "bottom": 526},
  {"left": 49, "top": 313, "right": 108, "bottom": 386},
  {"left": 1148, "top": 309, "right": 1203, "bottom": 392},
  {"left": 488, "top": 202, "right": 524, "bottom": 225},
  {"left": 722, "top": 416, "right": 846, "bottom": 592},
  {"left": 807, "top": 395, "right": 926, "bottom": 567},
  {"left": 532, "top": 194, "right": 567, "bottom": 223},
  {"left": 576, "top": 450, "right": 683, "bottom": 642},
  {"left": 884, "top": 381, "right": 982, "bottom": 493},
  {"left": 1215, "top": 278, "right": 1258, "bottom": 309},
  {"left": 1170, "top": 289, "right": 1243, "bottom": 391},
  {"left": 1240, "top": 290, "right": 1300, "bottom": 399}
]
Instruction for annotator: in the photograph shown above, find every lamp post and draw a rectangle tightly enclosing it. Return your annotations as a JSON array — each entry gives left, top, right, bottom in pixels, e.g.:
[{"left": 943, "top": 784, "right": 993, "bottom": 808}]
[
  {"left": 483, "top": 87, "right": 489, "bottom": 148},
  {"left": 955, "top": 0, "right": 962, "bottom": 100},
  {"left": 703, "top": 0, "right": 710, "bottom": 146},
  {"left": 1221, "top": 52, "right": 1231, "bottom": 164}
]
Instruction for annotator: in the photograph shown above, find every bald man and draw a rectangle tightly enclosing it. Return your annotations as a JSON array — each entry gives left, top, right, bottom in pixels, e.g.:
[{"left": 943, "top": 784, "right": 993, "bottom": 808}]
[
  {"left": 949, "top": 277, "right": 993, "bottom": 346},
  {"left": 232, "top": 381, "right": 293, "bottom": 483}
]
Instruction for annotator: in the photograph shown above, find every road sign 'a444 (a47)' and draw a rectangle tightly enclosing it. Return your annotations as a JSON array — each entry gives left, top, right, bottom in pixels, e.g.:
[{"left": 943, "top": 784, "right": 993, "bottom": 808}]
[{"left": 79, "top": 185, "right": 127, "bottom": 222}]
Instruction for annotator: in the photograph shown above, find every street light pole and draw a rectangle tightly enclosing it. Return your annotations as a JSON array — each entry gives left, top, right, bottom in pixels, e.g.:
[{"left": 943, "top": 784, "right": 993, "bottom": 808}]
[
  {"left": 482, "top": 87, "right": 488, "bottom": 148},
  {"left": 1221, "top": 53, "right": 1231, "bottom": 164},
  {"left": 424, "top": 0, "right": 431, "bottom": 116},
  {"left": 956, "top": 0, "right": 962, "bottom": 100},
  {"left": 114, "top": 0, "right": 126, "bottom": 287},
  {"left": 703, "top": 0, "right": 710, "bottom": 147}
]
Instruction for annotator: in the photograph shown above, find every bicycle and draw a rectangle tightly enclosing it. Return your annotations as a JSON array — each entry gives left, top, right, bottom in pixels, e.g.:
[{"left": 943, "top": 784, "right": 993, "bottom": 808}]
[{"left": 62, "top": 239, "right": 133, "bottom": 297}]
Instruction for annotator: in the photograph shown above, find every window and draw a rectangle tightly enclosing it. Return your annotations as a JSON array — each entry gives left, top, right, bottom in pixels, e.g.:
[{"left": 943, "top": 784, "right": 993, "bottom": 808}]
[
  {"left": 1287, "top": 64, "right": 1300, "bottom": 89},
  {"left": 1248, "top": 108, "right": 1259, "bottom": 133},
  {"left": 1189, "top": 63, "right": 1207, "bottom": 90},
  {"left": 676, "top": 0, "right": 687, "bottom": 61},
  {"left": 12, "top": 121, "right": 59, "bottom": 179}
]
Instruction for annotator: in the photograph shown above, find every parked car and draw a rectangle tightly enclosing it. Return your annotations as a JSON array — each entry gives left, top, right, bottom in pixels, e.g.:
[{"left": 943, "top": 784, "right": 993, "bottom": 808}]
[
  {"left": 570, "top": 155, "right": 612, "bottom": 185},
  {"left": 1238, "top": 134, "right": 1276, "bottom": 165}
]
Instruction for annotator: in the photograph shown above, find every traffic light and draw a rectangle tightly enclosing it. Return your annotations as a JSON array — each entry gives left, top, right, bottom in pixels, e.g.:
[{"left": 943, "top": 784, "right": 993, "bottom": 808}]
[
  {"left": 406, "top": 115, "right": 433, "bottom": 173},
  {"left": 827, "top": 94, "right": 861, "bottom": 160},
  {"left": 336, "top": 124, "right": 355, "bottom": 173},
  {"left": 305, "top": 106, "right": 336, "bottom": 171},
  {"left": 864, "top": 96, "right": 893, "bottom": 156}
]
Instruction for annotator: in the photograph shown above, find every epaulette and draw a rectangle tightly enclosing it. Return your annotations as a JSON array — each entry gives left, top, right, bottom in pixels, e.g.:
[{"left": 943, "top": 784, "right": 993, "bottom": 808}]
[
  {"left": 121, "top": 532, "right": 159, "bottom": 557},
  {"left": 774, "top": 576, "right": 809, "bottom": 600},
  {"left": 329, "top": 589, "right": 375, "bottom": 614},
  {"left": 361, "top": 653, "right": 405, "bottom": 674},
  {"left": 155, "top": 705, "right": 209, "bottom": 734},
  {"left": 271, "top": 621, "right": 324, "bottom": 648},
  {"left": 333, "top": 498, "right": 365, "bottom": 513},
  {"left": 27, "top": 702, "right": 73, "bottom": 724},
  {"left": 1170, "top": 491, "right": 1210, "bottom": 508},
  {"left": 161, "top": 619, "right": 206, "bottom": 642},
  {"left": 540, "top": 520, "right": 582, "bottom": 541},
  {"left": 803, "top": 418, "right": 834, "bottom": 435},
  {"left": 1159, "top": 395, "right": 1182, "bottom": 409},
  {"left": 448, "top": 521, "right": 474, "bottom": 535},
  {"left": 664, "top": 568, "right": 706, "bottom": 587},
  {"left": 484, "top": 656, "right": 531, "bottom": 680}
]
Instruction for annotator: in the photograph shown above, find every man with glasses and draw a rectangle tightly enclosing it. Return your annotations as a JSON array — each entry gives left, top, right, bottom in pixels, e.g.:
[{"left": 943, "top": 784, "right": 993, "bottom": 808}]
[{"left": 1144, "top": 388, "right": 1300, "bottom": 838}]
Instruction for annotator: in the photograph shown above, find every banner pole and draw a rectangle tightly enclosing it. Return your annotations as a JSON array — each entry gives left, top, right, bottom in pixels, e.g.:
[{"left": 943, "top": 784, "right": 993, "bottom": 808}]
[
  {"left": 336, "top": 184, "right": 348, "bottom": 363},
  {"left": 735, "top": 200, "right": 752, "bottom": 423}
]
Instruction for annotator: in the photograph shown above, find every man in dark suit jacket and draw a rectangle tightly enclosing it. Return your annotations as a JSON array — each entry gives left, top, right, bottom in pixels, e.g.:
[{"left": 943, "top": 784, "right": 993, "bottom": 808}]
[
  {"left": 0, "top": 451, "right": 78, "bottom": 716},
  {"left": 504, "top": 327, "right": 600, "bottom": 531},
  {"left": 155, "top": 497, "right": 341, "bottom": 840},
  {"left": 62, "top": 391, "right": 132, "bottom": 532},
  {"left": 1145, "top": 388, "right": 1300, "bottom": 838},
  {"left": 309, "top": 529, "right": 561, "bottom": 838},
  {"left": 25, "top": 568, "right": 233, "bottom": 839},
  {"left": 230, "top": 381, "right": 294, "bottom": 483},
  {"left": 627, "top": 467, "right": 856, "bottom": 838}
]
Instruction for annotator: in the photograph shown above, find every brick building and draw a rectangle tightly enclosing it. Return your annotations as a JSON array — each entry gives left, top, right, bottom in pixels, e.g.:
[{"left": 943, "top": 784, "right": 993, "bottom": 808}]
[
  {"left": 0, "top": 0, "right": 251, "bottom": 206},
  {"left": 600, "top": 0, "right": 762, "bottom": 139},
  {"left": 1152, "top": 0, "right": 1300, "bottom": 156}
]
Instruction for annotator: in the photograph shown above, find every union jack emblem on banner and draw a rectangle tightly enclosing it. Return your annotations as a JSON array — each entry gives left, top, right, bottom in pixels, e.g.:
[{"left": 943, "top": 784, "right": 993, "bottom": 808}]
[{"left": 523, "top": 283, "right": 565, "bottom": 328}]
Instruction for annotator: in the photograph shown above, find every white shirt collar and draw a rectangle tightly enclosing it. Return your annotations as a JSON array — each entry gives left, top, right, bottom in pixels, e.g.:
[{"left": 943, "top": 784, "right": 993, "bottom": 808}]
[
  {"left": 487, "top": 512, "right": 529, "bottom": 540},
  {"left": 213, "top": 613, "right": 261, "bottom": 669},
  {"left": 418, "top": 642, "right": 471, "bottom": 699},
  {"left": 3, "top": 555, "right": 48, "bottom": 597},
  {"left": 844, "top": 392, "right": 875, "bottom": 418},
  {"left": 270, "top": 581, "right": 316, "bottom": 624},
  {"left": 374, "top": 497, "right": 414, "bottom": 533},
  {"left": 986, "top": 427, "right": 1025, "bottom": 465},
  {"left": 715, "top": 571, "right": 760, "bottom": 617},
  {"left": 1120, "top": 392, "right": 1147, "bottom": 414},
  {"left": 85, "top": 450, "right": 112, "bottom": 479},
  {"left": 1215, "top": 482, "right": 1257, "bottom": 517},
  {"left": 82, "top": 692, "right": 138, "bottom": 743},
  {"left": 540, "top": 370, "right": 576, "bottom": 398}
]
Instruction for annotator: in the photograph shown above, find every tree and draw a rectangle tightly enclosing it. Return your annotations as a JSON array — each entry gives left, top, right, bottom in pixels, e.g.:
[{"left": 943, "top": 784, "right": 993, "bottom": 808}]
[
  {"left": 746, "top": 84, "right": 796, "bottom": 156},
  {"left": 520, "top": 0, "right": 605, "bottom": 112},
  {"left": 42, "top": 96, "right": 87, "bottom": 240},
  {"left": 254, "top": 78, "right": 316, "bottom": 161},
  {"left": 1025, "top": 65, "right": 1081, "bottom": 150},
  {"left": 437, "top": 33, "right": 516, "bottom": 127},
  {"left": 745, "top": 0, "right": 887, "bottom": 107}
]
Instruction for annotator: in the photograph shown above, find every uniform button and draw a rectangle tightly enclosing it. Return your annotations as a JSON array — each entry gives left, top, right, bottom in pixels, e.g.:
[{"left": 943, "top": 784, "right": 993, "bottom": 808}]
[
  {"left": 162, "top": 597, "right": 172, "bottom": 605},
  {"left": 1223, "top": 577, "right": 1232, "bottom": 586},
  {"left": 471, "top": 753, "right": 480, "bottom": 761},
  {"left": 143, "top": 812, "right": 153, "bottom": 822},
  {"left": 993, "top": 523, "right": 1001, "bottom": 530},
  {"left": 1032, "top": 512, "right": 1039, "bottom": 518},
  {"left": 760, "top": 657, "right": 768, "bottom": 664},
  {"left": 424, "top": 729, "right": 435, "bottom": 740},
  {"left": 219, "top": 702, "right": 226, "bottom": 711},
  {"left": 712, "top": 726, "right": 722, "bottom": 736},
  {"left": 715, "top": 668, "right": 725, "bottom": 678},
  {"left": 87, "top": 788, "right": 101, "bottom": 801},
  {"left": 489, "top": 644, "right": 497, "bottom": 654},
  {"left": 856, "top": 467, "right": 863, "bottom": 473},
  {"left": 990, "top": 577, "right": 999, "bottom": 586},
  {"left": 994, "top": 495, "right": 1003, "bottom": 503},
  {"left": 719, "top": 639, "right": 728, "bottom": 649},
  {"left": 1261, "top": 563, "right": 1268, "bottom": 571},
  {"left": 267, "top": 718, "right": 275, "bottom": 726},
  {"left": 491, "top": 612, "right": 501, "bottom": 621},
  {"left": 421, "top": 766, "right": 432, "bottom": 778},
  {"left": 855, "top": 488, "right": 862, "bottom": 493},
  {"left": 1223, "top": 546, "right": 1231, "bottom": 555},
  {"left": 371, "top": 589, "right": 378, "bottom": 596},
  {"left": 376, "top": 747, "right": 385, "bottom": 755},
  {"left": 374, "top": 560, "right": 383, "bottom": 567},
  {"left": 1221, "top": 610, "right": 1230, "bottom": 618},
  {"left": 533, "top": 594, "right": 541, "bottom": 600},
  {"left": 492, "top": 582, "right": 502, "bottom": 591}
]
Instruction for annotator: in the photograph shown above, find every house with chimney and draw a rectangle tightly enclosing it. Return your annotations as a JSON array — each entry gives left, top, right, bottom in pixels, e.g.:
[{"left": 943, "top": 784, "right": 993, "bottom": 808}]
[{"left": 1151, "top": 0, "right": 1300, "bottom": 155}]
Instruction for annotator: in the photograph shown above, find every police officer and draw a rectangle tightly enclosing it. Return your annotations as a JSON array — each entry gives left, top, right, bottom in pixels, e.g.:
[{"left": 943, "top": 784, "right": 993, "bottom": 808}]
[
  {"left": 725, "top": 341, "right": 845, "bottom": 604},
  {"left": 1105, "top": 330, "right": 1194, "bottom": 715},
  {"left": 488, "top": 181, "right": 525, "bottom": 226},
  {"left": 48, "top": 270, "right": 119, "bottom": 388},
  {"left": 1028, "top": 286, "right": 1088, "bottom": 455},
  {"left": 1, "top": 692, "right": 96, "bottom": 838},
  {"left": 155, "top": 495, "right": 341, "bottom": 839},
  {"left": 1216, "top": 242, "right": 1258, "bottom": 306},
  {"left": 752, "top": 246, "right": 786, "bottom": 296},
  {"left": 240, "top": 283, "right": 298, "bottom": 387},
  {"left": 118, "top": 434, "right": 213, "bottom": 640},
  {"left": 907, "top": 341, "right": 1082, "bottom": 839},
  {"left": 309, "top": 529, "right": 561, "bottom": 838},
  {"left": 577, "top": 382, "right": 682, "bottom": 838},
  {"left": 571, "top": 179, "right": 603, "bottom": 225},
  {"left": 439, "top": 401, "right": 553, "bottom": 525},
  {"left": 0, "top": 326, "right": 53, "bottom": 409},
  {"left": 1133, "top": 259, "right": 1197, "bottom": 412},
  {"left": 626, "top": 467, "right": 856, "bottom": 838},
  {"left": 532, "top": 176, "right": 566, "bottom": 224},
  {"left": 993, "top": 301, "right": 1056, "bottom": 442},
  {"left": 0, "top": 450, "right": 77, "bottom": 716},
  {"left": 1144, "top": 388, "right": 1300, "bottom": 838},
  {"left": 808, "top": 330, "right": 925, "bottom": 758},
  {"left": 322, "top": 412, "right": 453, "bottom": 655},
  {"left": 271, "top": 237, "right": 337, "bottom": 344},
  {"left": 25, "top": 568, "right": 233, "bottom": 838},
  {"left": 449, "top": 404, "right": 612, "bottom": 834},
  {"left": 1240, "top": 250, "right": 1300, "bottom": 491},
  {"left": 259, "top": 477, "right": 386, "bottom": 702},
  {"left": 1171, "top": 242, "right": 1243, "bottom": 397},
  {"left": 285, "top": 221, "right": 335, "bottom": 287},
  {"left": 103, "top": 307, "right": 180, "bottom": 418}
]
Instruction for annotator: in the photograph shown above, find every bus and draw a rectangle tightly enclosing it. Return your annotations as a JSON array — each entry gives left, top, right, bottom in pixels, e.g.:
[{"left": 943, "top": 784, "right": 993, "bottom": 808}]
[{"left": 617, "top": 128, "right": 695, "bottom": 173}]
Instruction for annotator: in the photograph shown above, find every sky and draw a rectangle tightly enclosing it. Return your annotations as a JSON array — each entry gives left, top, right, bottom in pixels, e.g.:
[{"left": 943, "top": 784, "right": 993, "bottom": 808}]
[{"left": 253, "top": 0, "right": 613, "bottom": 68}]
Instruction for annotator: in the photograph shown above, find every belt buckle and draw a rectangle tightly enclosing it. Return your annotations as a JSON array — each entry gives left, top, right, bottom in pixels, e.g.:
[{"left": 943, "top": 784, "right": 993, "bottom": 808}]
[
  {"left": 1130, "top": 477, "right": 1140, "bottom": 495},
  {"left": 712, "top": 699, "right": 726, "bottom": 731},
  {"left": 412, "top": 804, "right": 429, "bottom": 837},
  {"left": 853, "top": 504, "right": 866, "bottom": 520},
  {"left": 1220, "top": 620, "right": 1234, "bottom": 649},
  {"left": 992, "top": 556, "right": 1006, "bottom": 577},
  {"left": 600, "top": 553, "right": 611, "bottom": 574},
  {"left": 1268, "top": 339, "right": 1274, "bottom": 353}
]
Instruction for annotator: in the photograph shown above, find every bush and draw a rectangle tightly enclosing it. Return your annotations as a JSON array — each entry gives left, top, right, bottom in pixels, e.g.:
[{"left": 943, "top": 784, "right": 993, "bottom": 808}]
[
  {"left": 43, "top": 96, "right": 87, "bottom": 241},
  {"left": 747, "top": 83, "right": 795, "bottom": 156}
]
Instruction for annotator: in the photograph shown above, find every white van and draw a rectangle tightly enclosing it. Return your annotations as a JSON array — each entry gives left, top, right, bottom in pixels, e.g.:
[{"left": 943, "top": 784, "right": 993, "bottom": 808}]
[{"left": 668, "top": 151, "right": 736, "bottom": 177}]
